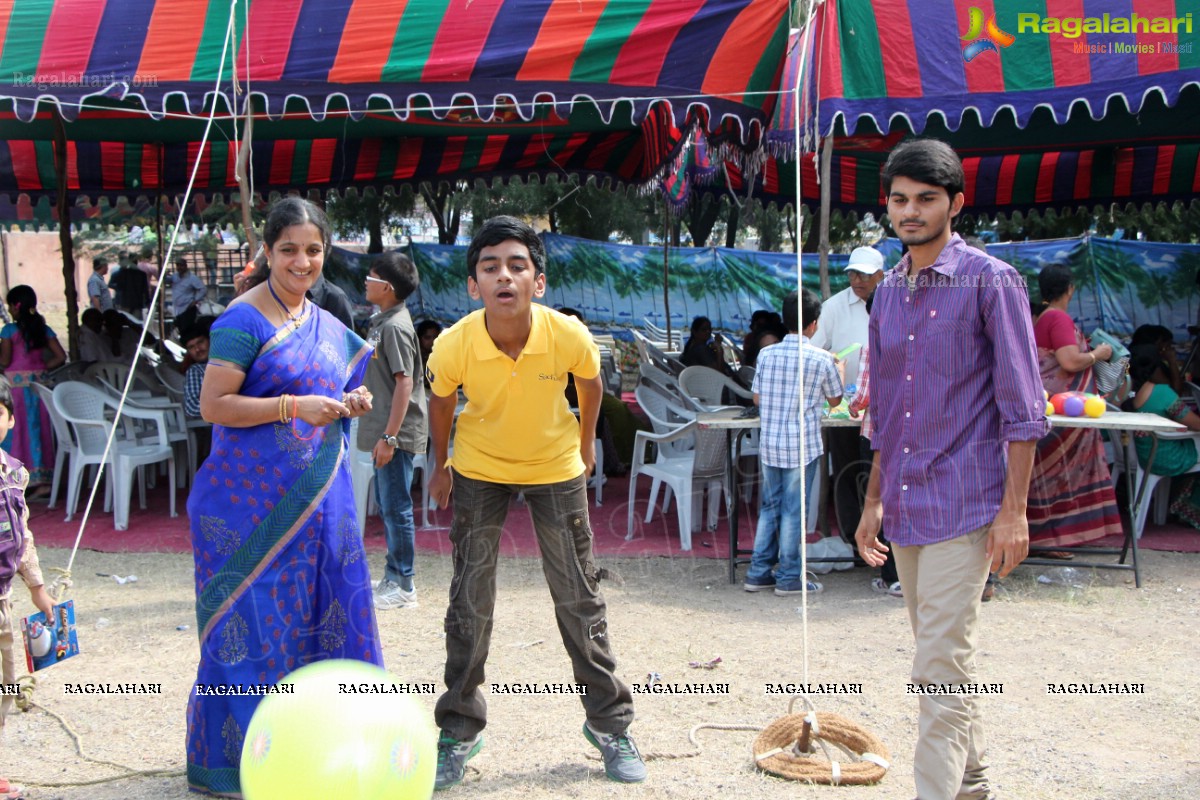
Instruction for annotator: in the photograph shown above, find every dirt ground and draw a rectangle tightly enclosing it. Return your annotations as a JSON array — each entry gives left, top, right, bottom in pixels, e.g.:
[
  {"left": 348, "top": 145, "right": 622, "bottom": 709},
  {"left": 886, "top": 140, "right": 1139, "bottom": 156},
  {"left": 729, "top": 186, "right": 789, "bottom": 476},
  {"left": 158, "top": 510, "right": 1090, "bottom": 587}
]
[{"left": 2, "top": 545, "right": 1198, "bottom": 800}]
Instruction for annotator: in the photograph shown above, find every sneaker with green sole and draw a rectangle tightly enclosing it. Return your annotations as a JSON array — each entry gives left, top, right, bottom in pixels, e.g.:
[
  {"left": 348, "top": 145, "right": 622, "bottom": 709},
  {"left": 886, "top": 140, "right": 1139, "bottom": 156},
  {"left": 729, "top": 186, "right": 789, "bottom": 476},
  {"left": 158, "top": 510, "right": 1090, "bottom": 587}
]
[
  {"left": 434, "top": 732, "right": 482, "bottom": 791},
  {"left": 583, "top": 723, "right": 647, "bottom": 783}
]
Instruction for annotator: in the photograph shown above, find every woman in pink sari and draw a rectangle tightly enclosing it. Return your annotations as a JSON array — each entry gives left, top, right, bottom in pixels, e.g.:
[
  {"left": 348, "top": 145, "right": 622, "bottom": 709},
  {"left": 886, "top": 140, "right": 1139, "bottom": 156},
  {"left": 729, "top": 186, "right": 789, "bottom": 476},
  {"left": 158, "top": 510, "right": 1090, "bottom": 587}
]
[
  {"left": 0, "top": 286, "right": 67, "bottom": 492},
  {"left": 1027, "top": 264, "right": 1122, "bottom": 551}
]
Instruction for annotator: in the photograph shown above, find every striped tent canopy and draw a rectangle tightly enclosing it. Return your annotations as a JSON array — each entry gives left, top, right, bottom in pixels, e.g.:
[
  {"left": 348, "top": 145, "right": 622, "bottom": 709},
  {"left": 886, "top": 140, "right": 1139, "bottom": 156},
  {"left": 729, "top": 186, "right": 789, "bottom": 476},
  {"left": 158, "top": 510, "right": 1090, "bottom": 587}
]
[
  {"left": 719, "top": 133, "right": 1200, "bottom": 214},
  {"left": 801, "top": 0, "right": 1199, "bottom": 138},
  {"left": 746, "top": 0, "right": 1200, "bottom": 213},
  {"left": 0, "top": 0, "right": 790, "bottom": 200}
]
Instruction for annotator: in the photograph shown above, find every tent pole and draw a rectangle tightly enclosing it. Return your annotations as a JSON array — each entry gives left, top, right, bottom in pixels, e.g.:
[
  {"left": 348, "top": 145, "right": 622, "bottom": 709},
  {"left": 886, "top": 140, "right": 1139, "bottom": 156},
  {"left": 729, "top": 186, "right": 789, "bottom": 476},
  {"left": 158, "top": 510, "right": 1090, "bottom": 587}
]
[
  {"left": 51, "top": 110, "right": 80, "bottom": 362},
  {"left": 236, "top": 97, "right": 257, "bottom": 256},
  {"left": 817, "top": 134, "right": 833, "bottom": 299},
  {"left": 663, "top": 194, "right": 672, "bottom": 346},
  {"left": 155, "top": 143, "right": 167, "bottom": 343}
]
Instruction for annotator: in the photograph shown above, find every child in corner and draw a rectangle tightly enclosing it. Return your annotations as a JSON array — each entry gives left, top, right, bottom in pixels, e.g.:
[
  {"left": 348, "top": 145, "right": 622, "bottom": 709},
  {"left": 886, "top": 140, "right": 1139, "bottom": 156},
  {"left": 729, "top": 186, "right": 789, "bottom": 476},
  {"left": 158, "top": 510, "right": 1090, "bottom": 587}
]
[
  {"left": 425, "top": 216, "right": 645, "bottom": 790},
  {"left": 0, "top": 374, "right": 55, "bottom": 800},
  {"left": 358, "top": 252, "right": 427, "bottom": 610},
  {"left": 743, "top": 289, "right": 842, "bottom": 596}
]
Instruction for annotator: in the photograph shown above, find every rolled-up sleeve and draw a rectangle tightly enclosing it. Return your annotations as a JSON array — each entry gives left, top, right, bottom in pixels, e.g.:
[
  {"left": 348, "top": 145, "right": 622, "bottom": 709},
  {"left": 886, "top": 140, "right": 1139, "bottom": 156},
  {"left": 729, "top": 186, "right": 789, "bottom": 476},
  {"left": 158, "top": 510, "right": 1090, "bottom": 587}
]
[{"left": 982, "top": 264, "right": 1050, "bottom": 443}]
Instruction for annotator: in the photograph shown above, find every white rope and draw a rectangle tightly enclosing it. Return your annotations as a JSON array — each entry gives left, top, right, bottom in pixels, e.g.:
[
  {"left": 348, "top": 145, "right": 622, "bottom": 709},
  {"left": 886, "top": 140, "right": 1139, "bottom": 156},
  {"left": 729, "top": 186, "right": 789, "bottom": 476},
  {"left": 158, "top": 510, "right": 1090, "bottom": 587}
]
[
  {"left": 243, "top": 0, "right": 255, "bottom": 203},
  {"left": 792, "top": 0, "right": 819, "bottom": 691},
  {"left": 60, "top": 0, "right": 243, "bottom": 580}
]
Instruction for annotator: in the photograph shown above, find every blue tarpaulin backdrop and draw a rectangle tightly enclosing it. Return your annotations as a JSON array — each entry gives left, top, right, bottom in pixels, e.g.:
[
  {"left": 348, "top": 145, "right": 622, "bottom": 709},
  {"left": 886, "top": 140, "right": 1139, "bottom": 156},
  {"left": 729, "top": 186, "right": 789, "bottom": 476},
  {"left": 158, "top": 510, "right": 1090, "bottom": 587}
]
[{"left": 326, "top": 234, "right": 1200, "bottom": 341}]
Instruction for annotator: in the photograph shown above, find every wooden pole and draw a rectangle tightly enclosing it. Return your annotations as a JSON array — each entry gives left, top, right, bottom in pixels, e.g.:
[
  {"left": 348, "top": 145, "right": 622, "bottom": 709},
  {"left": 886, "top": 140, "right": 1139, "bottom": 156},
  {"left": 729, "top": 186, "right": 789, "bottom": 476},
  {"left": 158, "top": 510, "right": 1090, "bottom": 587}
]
[
  {"left": 662, "top": 195, "right": 672, "bottom": 347},
  {"left": 817, "top": 134, "right": 833, "bottom": 299},
  {"left": 51, "top": 110, "right": 80, "bottom": 361},
  {"left": 236, "top": 99, "right": 257, "bottom": 256},
  {"left": 155, "top": 143, "right": 167, "bottom": 343}
]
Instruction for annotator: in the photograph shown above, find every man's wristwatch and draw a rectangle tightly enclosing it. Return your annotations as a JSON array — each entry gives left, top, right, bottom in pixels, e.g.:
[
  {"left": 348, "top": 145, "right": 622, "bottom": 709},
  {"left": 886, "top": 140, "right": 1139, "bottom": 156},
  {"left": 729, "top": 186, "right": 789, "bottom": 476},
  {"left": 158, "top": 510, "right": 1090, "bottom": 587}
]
[{"left": 380, "top": 433, "right": 400, "bottom": 448}]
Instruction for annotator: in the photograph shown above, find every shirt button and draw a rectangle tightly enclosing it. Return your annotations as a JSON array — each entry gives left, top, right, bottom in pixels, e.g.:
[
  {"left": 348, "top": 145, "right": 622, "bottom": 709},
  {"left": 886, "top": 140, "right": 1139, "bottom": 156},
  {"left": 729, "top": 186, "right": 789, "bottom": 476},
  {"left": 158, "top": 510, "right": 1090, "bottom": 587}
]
[
  {"left": 905, "top": 297, "right": 911, "bottom": 303},
  {"left": 905, "top": 412, "right": 911, "bottom": 418},
  {"left": 511, "top": 372, "right": 517, "bottom": 377},
  {"left": 902, "top": 484, "right": 909, "bottom": 491},
  {"left": 908, "top": 334, "right": 914, "bottom": 341},
  {"left": 906, "top": 375, "right": 912, "bottom": 381},
  {"left": 903, "top": 447, "right": 910, "bottom": 453}
]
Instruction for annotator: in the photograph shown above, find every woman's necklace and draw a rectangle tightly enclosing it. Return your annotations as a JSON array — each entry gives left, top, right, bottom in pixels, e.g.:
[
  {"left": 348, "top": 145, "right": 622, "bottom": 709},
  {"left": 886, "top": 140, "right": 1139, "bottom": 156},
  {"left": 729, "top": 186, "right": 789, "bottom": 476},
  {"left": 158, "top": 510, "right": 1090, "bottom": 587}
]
[{"left": 267, "top": 277, "right": 306, "bottom": 330}]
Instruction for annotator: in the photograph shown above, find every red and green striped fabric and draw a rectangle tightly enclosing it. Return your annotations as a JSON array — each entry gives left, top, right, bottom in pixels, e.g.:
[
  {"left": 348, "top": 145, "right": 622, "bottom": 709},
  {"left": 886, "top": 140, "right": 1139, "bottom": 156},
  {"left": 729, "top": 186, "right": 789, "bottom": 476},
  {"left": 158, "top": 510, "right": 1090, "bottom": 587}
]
[
  {"left": 801, "top": 0, "right": 1200, "bottom": 136},
  {"left": 0, "top": 0, "right": 789, "bottom": 144},
  {"left": 0, "top": 123, "right": 683, "bottom": 198},
  {"left": 719, "top": 143, "right": 1200, "bottom": 213}
]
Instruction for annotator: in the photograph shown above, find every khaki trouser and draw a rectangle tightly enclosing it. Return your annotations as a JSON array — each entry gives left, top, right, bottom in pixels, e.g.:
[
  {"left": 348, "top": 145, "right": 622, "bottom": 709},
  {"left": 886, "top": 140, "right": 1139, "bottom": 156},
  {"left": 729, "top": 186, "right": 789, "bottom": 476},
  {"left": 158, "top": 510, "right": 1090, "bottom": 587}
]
[
  {"left": 434, "top": 471, "right": 635, "bottom": 741},
  {"left": 893, "top": 527, "right": 993, "bottom": 800},
  {"left": 1, "top": 596, "right": 14, "bottom": 728}
]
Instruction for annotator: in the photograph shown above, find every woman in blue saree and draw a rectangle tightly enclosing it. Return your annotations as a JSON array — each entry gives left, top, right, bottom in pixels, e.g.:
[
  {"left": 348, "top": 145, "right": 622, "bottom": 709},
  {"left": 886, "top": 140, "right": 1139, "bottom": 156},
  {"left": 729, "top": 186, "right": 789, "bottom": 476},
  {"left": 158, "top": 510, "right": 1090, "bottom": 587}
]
[{"left": 185, "top": 198, "right": 381, "bottom": 797}]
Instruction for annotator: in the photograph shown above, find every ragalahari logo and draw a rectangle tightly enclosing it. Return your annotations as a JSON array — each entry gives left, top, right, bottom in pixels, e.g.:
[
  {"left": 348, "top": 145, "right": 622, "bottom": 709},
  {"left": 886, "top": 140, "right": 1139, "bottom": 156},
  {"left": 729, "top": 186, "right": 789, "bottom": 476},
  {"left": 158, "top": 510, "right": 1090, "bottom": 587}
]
[{"left": 961, "top": 7, "right": 1015, "bottom": 61}]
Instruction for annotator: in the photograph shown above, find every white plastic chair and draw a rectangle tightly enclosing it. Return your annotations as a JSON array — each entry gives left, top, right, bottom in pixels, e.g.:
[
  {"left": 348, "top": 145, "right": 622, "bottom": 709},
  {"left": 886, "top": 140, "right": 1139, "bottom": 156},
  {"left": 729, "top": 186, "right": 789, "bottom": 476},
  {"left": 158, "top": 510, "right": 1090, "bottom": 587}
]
[
  {"left": 639, "top": 362, "right": 699, "bottom": 411},
  {"left": 155, "top": 361, "right": 213, "bottom": 478},
  {"left": 1110, "top": 427, "right": 1200, "bottom": 539},
  {"left": 52, "top": 382, "right": 177, "bottom": 530},
  {"left": 92, "top": 374, "right": 195, "bottom": 488},
  {"left": 352, "top": 430, "right": 436, "bottom": 531},
  {"left": 628, "top": 385, "right": 729, "bottom": 550},
  {"left": 632, "top": 330, "right": 685, "bottom": 376},
  {"left": 84, "top": 361, "right": 159, "bottom": 398},
  {"left": 351, "top": 447, "right": 380, "bottom": 533},
  {"left": 678, "top": 366, "right": 754, "bottom": 409},
  {"left": 641, "top": 318, "right": 683, "bottom": 351},
  {"left": 588, "top": 439, "right": 604, "bottom": 506},
  {"left": 626, "top": 419, "right": 729, "bottom": 551},
  {"left": 678, "top": 366, "right": 760, "bottom": 500},
  {"left": 31, "top": 382, "right": 77, "bottom": 509}
]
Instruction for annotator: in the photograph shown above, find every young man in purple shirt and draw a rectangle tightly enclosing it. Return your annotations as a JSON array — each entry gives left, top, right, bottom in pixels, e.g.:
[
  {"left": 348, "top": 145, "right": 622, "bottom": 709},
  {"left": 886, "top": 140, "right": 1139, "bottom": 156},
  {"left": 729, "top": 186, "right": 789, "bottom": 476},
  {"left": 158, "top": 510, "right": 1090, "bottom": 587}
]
[{"left": 854, "top": 139, "right": 1048, "bottom": 800}]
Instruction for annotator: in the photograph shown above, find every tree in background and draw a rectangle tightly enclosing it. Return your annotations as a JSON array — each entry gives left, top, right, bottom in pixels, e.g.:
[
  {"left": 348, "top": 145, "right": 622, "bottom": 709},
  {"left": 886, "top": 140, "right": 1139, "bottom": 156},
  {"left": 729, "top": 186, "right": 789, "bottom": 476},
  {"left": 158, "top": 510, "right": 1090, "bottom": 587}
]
[
  {"left": 421, "top": 181, "right": 464, "bottom": 245},
  {"left": 326, "top": 186, "right": 416, "bottom": 253}
]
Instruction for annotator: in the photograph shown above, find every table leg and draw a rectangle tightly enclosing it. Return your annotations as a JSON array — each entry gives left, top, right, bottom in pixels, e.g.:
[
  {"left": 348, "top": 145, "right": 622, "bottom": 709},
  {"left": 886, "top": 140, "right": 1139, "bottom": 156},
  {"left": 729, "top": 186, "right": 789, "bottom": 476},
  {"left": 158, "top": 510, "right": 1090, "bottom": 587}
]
[
  {"left": 1123, "top": 431, "right": 1157, "bottom": 589},
  {"left": 727, "top": 428, "right": 737, "bottom": 584}
]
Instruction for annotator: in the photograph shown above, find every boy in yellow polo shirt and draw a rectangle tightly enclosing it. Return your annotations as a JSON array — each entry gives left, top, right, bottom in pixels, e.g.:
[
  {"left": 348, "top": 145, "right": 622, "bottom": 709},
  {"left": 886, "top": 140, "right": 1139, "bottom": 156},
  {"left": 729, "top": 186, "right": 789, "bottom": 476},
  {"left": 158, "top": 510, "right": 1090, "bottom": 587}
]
[{"left": 426, "top": 216, "right": 644, "bottom": 790}]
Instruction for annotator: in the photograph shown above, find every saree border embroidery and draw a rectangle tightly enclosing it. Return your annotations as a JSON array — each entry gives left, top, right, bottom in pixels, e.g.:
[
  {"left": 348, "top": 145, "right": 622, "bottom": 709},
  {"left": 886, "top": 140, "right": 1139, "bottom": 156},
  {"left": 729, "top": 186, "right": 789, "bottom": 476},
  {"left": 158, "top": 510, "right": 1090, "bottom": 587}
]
[{"left": 195, "top": 429, "right": 343, "bottom": 642}]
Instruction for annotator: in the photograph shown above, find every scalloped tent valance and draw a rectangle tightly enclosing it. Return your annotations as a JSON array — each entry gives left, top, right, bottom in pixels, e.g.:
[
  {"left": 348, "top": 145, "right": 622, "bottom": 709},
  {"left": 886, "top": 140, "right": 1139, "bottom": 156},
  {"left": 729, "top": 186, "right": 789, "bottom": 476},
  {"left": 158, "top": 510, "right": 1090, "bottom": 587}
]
[
  {"left": 0, "top": 0, "right": 791, "bottom": 201},
  {"left": 737, "top": 0, "right": 1200, "bottom": 213},
  {"left": 790, "top": 0, "right": 1200, "bottom": 141}
]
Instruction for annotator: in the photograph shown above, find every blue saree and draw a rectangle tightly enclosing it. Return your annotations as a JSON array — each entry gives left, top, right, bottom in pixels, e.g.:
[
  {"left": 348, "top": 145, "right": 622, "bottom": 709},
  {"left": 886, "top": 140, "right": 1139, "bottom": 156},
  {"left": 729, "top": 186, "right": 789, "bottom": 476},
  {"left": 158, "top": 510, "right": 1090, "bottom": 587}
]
[{"left": 185, "top": 303, "right": 382, "bottom": 797}]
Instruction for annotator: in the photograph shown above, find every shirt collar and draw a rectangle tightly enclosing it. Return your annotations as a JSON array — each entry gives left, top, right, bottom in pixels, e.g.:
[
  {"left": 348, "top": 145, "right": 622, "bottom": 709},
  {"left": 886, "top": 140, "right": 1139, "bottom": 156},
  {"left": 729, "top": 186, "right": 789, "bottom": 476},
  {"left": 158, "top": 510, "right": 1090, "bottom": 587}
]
[
  {"left": 369, "top": 304, "right": 407, "bottom": 327},
  {"left": 469, "top": 305, "right": 549, "bottom": 361},
  {"left": 894, "top": 232, "right": 966, "bottom": 279}
]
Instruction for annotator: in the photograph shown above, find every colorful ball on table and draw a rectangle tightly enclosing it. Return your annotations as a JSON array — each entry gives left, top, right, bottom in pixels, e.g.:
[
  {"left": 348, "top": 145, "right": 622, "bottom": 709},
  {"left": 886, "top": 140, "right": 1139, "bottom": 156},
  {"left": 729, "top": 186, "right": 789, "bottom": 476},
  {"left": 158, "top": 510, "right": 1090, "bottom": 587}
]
[
  {"left": 1045, "top": 401, "right": 1055, "bottom": 416},
  {"left": 241, "top": 660, "right": 435, "bottom": 800},
  {"left": 1084, "top": 395, "right": 1106, "bottom": 418},
  {"left": 1062, "top": 395, "right": 1086, "bottom": 417},
  {"left": 1050, "top": 393, "right": 1070, "bottom": 415}
]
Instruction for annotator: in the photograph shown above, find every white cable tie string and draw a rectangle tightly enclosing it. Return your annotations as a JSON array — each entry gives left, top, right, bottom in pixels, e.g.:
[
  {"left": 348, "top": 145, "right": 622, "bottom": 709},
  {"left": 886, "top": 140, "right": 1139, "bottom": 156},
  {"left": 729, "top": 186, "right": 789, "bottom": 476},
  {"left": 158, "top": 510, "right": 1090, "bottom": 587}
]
[
  {"left": 754, "top": 747, "right": 785, "bottom": 762},
  {"left": 830, "top": 760, "right": 841, "bottom": 784},
  {"left": 860, "top": 752, "right": 890, "bottom": 770}
]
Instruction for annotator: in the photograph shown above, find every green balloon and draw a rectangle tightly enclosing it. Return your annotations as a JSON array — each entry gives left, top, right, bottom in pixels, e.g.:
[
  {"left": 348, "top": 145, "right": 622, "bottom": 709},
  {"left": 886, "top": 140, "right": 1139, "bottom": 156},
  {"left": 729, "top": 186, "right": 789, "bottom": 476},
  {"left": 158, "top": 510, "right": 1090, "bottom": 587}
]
[{"left": 241, "top": 659, "right": 435, "bottom": 800}]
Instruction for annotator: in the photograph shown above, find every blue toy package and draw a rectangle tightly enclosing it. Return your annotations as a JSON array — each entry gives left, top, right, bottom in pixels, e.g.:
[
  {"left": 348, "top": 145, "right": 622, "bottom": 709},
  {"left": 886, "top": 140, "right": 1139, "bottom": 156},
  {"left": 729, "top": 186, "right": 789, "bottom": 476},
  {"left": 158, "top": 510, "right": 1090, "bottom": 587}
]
[{"left": 21, "top": 600, "right": 81, "bottom": 672}]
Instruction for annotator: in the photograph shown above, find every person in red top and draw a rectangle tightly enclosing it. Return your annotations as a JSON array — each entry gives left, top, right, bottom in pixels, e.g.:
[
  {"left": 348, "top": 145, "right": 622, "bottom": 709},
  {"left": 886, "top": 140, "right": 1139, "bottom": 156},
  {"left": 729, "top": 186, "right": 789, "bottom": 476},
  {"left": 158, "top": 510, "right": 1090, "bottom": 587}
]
[{"left": 1027, "top": 263, "right": 1123, "bottom": 551}]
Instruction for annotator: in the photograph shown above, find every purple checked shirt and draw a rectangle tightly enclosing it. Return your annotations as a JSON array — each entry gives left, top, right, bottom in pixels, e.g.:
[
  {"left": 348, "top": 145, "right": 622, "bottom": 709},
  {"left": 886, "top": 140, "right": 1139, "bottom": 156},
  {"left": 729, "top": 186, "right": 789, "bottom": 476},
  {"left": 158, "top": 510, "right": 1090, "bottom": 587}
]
[{"left": 868, "top": 234, "right": 1049, "bottom": 547}]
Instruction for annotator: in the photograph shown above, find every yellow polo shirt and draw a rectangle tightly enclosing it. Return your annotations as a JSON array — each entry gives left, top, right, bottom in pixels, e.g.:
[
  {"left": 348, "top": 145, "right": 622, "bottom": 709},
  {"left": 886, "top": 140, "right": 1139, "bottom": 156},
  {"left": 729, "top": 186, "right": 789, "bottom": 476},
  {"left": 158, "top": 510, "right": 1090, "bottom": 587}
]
[{"left": 427, "top": 304, "right": 600, "bottom": 485}]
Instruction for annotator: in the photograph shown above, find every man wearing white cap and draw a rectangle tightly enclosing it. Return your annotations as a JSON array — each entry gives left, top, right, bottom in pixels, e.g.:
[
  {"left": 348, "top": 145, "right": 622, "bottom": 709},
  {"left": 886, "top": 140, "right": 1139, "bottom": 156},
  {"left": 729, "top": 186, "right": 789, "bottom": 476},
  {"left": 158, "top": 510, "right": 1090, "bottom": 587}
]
[{"left": 810, "top": 246, "right": 885, "bottom": 543}]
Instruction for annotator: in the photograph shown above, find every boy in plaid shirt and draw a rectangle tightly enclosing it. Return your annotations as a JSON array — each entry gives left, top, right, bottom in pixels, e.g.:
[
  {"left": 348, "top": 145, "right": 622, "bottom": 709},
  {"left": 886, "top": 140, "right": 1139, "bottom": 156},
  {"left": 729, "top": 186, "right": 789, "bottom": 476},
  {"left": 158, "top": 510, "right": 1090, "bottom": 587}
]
[{"left": 744, "top": 289, "right": 842, "bottom": 596}]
